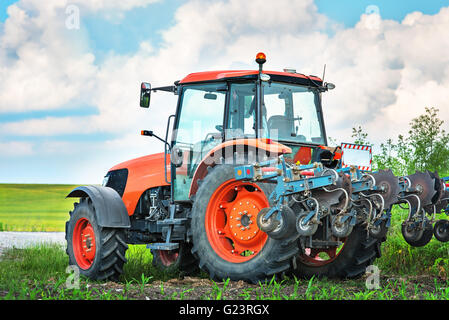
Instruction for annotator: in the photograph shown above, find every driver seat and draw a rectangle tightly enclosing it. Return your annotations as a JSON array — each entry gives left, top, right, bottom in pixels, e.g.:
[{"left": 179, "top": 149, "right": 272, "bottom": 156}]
[{"left": 267, "top": 115, "right": 294, "bottom": 139}]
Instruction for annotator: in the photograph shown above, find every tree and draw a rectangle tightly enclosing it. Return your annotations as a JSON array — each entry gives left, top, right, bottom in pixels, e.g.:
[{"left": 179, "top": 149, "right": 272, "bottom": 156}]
[
  {"left": 407, "top": 107, "right": 449, "bottom": 174},
  {"left": 353, "top": 107, "right": 449, "bottom": 176},
  {"left": 351, "top": 125, "right": 370, "bottom": 145}
]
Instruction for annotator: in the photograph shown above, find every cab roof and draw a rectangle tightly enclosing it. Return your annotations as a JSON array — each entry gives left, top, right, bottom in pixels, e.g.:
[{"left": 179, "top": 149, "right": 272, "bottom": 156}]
[{"left": 179, "top": 70, "right": 323, "bottom": 86}]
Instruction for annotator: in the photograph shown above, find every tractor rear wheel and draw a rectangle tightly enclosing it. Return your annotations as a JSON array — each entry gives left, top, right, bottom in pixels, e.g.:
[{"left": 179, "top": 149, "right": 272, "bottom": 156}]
[
  {"left": 66, "top": 198, "right": 128, "bottom": 281},
  {"left": 292, "top": 224, "right": 384, "bottom": 279},
  {"left": 190, "top": 165, "right": 299, "bottom": 284}
]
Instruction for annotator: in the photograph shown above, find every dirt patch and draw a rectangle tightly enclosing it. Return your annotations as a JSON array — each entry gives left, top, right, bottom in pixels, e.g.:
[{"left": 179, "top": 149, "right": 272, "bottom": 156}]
[
  {"left": 86, "top": 276, "right": 262, "bottom": 300},
  {"left": 42, "top": 274, "right": 447, "bottom": 300}
]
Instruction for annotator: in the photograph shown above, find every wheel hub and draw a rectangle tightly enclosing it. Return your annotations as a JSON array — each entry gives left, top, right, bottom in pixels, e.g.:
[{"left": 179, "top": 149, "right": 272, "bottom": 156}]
[
  {"left": 205, "top": 181, "right": 269, "bottom": 263},
  {"left": 228, "top": 199, "right": 259, "bottom": 241}
]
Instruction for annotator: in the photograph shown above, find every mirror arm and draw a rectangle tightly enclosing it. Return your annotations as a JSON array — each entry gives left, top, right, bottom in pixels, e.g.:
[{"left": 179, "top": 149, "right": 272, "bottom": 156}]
[
  {"left": 151, "top": 86, "right": 176, "bottom": 93},
  {"left": 141, "top": 130, "right": 171, "bottom": 151}
]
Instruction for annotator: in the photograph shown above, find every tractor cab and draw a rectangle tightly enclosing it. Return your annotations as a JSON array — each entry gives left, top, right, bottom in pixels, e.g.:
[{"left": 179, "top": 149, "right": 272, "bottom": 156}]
[{"left": 141, "top": 53, "right": 335, "bottom": 202}]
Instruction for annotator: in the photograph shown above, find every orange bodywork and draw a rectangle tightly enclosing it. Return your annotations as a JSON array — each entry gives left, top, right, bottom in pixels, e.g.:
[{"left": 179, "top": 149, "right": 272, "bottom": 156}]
[
  {"left": 179, "top": 70, "right": 322, "bottom": 84},
  {"left": 110, "top": 153, "right": 170, "bottom": 215}
]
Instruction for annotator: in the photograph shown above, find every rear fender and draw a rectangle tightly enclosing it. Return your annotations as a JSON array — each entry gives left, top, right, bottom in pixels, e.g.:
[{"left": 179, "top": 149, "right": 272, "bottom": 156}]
[
  {"left": 188, "top": 138, "right": 291, "bottom": 198},
  {"left": 67, "top": 185, "right": 130, "bottom": 228}
]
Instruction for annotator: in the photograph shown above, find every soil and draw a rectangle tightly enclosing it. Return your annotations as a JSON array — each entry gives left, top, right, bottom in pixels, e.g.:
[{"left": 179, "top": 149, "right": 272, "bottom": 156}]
[{"left": 41, "top": 274, "right": 447, "bottom": 300}]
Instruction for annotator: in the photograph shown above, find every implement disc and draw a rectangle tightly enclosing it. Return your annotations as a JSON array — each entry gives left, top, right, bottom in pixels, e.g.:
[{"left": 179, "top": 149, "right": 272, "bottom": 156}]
[
  {"left": 406, "top": 171, "right": 436, "bottom": 207},
  {"left": 371, "top": 169, "right": 399, "bottom": 209}
]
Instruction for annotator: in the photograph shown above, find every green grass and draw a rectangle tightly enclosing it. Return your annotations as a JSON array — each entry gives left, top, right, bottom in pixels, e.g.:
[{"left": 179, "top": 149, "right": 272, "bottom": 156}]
[
  {"left": 1, "top": 183, "right": 449, "bottom": 299},
  {"left": 375, "top": 206, "right": 449, "bottom": 277},
  {"left": 0, "top": 184, "right": 81, "bottom": 231},
  {"left": 1, "top": 244, "right": 449, "bottom": 300}
]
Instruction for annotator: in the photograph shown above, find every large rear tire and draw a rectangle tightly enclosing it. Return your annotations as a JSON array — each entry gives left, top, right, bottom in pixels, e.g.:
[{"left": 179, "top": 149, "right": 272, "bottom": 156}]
[
  {"left": 66, "top": 198, "right": 128, "bottom": 281},
  {"left": 190, "top": 165, "right": 299, "bottom": 284},
  {"left": 292, "top": 224, "right": 384, "bottom": 279}
]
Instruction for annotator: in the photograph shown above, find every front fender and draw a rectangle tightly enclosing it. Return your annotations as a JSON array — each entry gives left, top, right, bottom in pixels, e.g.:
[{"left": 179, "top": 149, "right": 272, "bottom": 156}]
[{"left": 66, "top": 185, "right": 130, "bottom": 228}]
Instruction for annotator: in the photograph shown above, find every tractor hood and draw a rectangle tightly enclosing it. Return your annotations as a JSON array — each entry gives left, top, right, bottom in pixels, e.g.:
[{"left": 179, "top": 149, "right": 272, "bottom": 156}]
[
  {"left": 108, "top": 153, "right": 170, "bottom": 215},
  {"left": 110, "top": 152, "right": 169, "bottom": 173}
]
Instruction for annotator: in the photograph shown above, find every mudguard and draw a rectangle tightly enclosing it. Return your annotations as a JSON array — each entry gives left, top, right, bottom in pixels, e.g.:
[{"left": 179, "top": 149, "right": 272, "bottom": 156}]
[{"left": 66, "top": 185, "right": 131, "bottom": 228}]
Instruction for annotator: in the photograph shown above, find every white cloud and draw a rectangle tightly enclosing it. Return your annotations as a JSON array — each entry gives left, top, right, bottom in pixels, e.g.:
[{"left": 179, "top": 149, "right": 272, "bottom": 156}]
[
  {"left": 2, "top": 0, "right": 449, "bottom": 183},
  {"left": 0, "top": 0, "right": 160, "bottom": 114},
  {"left": 0, "top": 141, "right": 33, "bottom": 156}
]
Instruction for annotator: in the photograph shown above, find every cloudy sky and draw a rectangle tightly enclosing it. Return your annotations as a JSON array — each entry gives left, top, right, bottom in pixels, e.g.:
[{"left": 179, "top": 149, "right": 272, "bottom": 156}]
[{"left": 1, "top": 0, "right": 449, "bottom": 184}]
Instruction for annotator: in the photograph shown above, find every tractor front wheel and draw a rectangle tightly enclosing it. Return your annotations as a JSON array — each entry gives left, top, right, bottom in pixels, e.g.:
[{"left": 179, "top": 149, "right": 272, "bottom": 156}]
[{"left": 66, "top": 198, "right": 128, "bottom": 281}]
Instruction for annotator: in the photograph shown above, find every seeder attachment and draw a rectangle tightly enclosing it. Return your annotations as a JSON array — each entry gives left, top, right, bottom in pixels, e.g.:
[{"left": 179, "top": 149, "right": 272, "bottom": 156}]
[{"left": 234, "top": 152, "right": 449, "bottom": 247}]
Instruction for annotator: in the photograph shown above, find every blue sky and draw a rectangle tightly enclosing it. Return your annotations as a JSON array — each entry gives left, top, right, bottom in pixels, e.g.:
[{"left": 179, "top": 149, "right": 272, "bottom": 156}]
[
  {"left": 315, "top": 0, "right": 449, "bottom": 26},
  {"left": 1, "top": 0, "right": 449, "bottom": 184},
  {"left": 2, "top": 1, "right": 447, "bottom": 57}
]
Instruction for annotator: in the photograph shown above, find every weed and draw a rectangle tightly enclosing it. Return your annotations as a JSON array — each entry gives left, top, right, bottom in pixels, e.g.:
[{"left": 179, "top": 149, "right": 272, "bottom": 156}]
[{"left": 211, "top": 278, "right": 230, "bottom": 300}]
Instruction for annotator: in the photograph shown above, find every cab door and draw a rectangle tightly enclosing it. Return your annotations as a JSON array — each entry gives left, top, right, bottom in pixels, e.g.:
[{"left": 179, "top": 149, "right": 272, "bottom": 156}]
[{"left": 172, "top": 83, "right": 227, "bottom": 201}]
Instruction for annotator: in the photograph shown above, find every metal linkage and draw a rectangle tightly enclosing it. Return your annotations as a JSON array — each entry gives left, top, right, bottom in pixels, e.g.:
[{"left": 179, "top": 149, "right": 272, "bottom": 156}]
[{"left": 234, "top": 154, "right": 449, "bottom": 246}]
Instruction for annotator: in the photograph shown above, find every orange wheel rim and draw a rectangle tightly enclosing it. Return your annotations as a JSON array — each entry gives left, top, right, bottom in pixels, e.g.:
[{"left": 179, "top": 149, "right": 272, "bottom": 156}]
[
  {"left": 73, "top": 218, "right": 96, "bottom": 270},
  {"left": 205, "top": 180, "right": 269, "bottom": 263}
]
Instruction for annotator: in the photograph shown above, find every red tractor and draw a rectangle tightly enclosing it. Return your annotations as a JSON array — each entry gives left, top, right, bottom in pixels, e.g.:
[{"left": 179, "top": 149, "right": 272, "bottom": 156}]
[{"left": 65, "top": 52, "right": 449, "bottom": 283}]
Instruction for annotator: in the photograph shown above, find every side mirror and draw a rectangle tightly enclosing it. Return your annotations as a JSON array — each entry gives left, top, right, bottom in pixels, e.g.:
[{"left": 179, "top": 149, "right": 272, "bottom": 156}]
[
  {"left": 325, "top": 82, "right": 336, "bottom": 90},
  {"left": 140, "top": 82, "right": 151, "bottom": 108}
]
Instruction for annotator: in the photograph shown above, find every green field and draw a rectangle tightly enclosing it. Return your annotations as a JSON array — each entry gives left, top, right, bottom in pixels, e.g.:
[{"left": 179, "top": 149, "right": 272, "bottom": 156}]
[
  {"left": 1, "top": 183, "right": 449, "bottom": 300},
  {"left": 0, "top": 184, "right": 82, "bottom": 232},
  {"left": 1, "top": 183, "right": 449, "bottom": 278}
]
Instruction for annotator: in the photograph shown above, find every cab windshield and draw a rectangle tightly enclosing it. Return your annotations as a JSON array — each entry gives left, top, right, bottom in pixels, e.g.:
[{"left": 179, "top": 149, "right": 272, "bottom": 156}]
[{"left": 227, "top": 82, "right": 326, "bottom": 145}]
